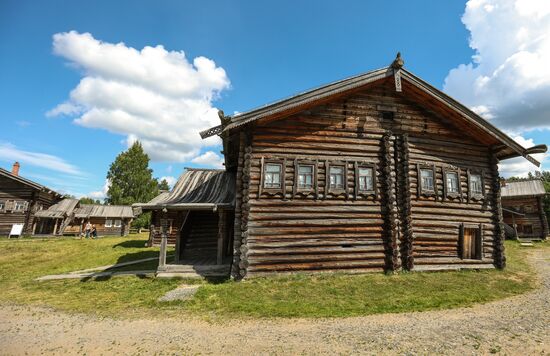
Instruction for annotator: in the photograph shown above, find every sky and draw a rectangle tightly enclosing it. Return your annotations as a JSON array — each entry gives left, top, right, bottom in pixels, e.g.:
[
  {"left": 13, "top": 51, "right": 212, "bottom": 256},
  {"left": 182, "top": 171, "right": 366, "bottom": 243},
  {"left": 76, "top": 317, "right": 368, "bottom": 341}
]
[{"left": 0, "top": 0, "right": 548, "bottom": 199}]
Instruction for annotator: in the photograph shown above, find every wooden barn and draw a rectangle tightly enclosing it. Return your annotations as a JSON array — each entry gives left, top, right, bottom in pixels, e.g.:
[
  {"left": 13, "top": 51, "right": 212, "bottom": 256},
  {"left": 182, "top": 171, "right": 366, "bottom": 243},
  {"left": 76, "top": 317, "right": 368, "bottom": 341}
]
[
  {"left": 501, "top": 179, "right": 549, "bottom": 240},
  {"left": 0, "top": 162, "right": 62, "bottom": 237},
  {"left": 141, "top": 54, "right": 547, "bottom": 278},
  {"left": 34, "top": 198, "right": 135, "bottom": 236}
]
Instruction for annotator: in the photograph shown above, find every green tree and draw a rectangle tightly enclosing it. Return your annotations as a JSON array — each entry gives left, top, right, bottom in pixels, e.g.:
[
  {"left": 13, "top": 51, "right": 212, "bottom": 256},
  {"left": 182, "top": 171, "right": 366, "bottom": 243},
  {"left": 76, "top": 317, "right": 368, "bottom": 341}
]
[
  {"left": 79, "top": 197, "right": 101, "bottom": 205},
  {"left": 158, "top": 178, "right": 171, "bottom": 191},
  {"left": 106, "top": 142, "right": 159, "bottom": 229}
]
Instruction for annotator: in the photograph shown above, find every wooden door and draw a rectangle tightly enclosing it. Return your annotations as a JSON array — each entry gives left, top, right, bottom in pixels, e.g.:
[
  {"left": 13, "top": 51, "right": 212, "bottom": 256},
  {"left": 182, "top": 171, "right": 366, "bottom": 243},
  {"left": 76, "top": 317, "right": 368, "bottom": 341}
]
[{"left": 463, "top": 228, "right": 478, "bottom": 259}]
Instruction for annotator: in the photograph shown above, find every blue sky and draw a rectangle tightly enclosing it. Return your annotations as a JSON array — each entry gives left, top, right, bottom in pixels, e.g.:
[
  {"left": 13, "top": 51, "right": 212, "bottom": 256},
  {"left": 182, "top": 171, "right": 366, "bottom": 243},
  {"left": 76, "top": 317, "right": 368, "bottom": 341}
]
[{"left": 0, "top": 0, "right": 548, "bottom": 199}]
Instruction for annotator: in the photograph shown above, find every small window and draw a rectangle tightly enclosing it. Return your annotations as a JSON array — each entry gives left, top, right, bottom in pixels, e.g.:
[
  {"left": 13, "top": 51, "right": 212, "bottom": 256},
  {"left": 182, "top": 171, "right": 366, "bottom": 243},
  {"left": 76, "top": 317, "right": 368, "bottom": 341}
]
[
  {"left": 14, "top": 201, "right": 26, "bottom": 211},
  {"left": 105, "top": 219, "right": 113, "bottom": 227},
  {"left": 329, "top": 166, "right": 344, "bottom": 189},
  {"left": 524, "top": 225, "right": 533, "bottom": 235},
  {"left": 445, "top": 172, "right": 459, "bottom": 193},
  {"left": 358, "top": 167, "right": 374, "bottom": 191},
  {"left": 470, "top": 174, "right": 483, "bottom": 195},
  {"left": 114, "top": 219, "right": 122, "bottom": 228},
  {"left": 0, "top": 201, "right": 4, "bottom": 211},
  {"left": 524, "top": 205, "right": 535, "bottom": 213},
  {"left": 297, "top": 165, "right": 314, "bottom": 189},
  {"left": 264, "top": 163, "right": 282, "bottom": 189},
  {"left": 420, "top": 169, "right": 434, "bottom": 191}
]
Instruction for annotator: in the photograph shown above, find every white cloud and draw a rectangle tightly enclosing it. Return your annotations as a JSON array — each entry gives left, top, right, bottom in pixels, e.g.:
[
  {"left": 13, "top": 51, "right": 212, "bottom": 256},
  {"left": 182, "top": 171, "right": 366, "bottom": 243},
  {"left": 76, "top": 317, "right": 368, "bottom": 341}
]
[
  {"left": 444, "top": 0, "right": 550, "bottom": 132},
  {"left": 88, "top": 179, "right": 110, "bottom": 200},
  {"left": 0, "top": 142, "right": 83, "bottom": 176},
  {"left": 48, "top": 31, "right": 230, "bottom": 162},
  {"left": 190, "top": 151, "right": 224, "bottom": 168},
  {"left": 160, "top": 176, "right": 177, "bottom": 188}
]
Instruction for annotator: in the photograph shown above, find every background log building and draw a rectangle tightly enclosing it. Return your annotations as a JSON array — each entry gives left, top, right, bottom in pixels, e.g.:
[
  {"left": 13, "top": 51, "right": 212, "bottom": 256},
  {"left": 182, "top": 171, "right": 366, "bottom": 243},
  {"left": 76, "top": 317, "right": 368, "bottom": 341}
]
[
  {"left": 139, "top": 54, "right": 547, "bottom": 278},
  {"left": 34, "top": 198, "right": 135, "bottom": 236},
  {"left": 0, "top": 162, "right": 62, "bottom": 236},
  {"left": 501, "top": 179, "right": 549, "bottom": 240}
]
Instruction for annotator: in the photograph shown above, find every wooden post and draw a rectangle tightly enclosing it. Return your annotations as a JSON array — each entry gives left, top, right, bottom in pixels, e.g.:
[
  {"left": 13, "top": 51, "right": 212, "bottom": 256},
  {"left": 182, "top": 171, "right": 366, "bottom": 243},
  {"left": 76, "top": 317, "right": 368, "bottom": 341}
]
[
  {"left": 52, "top": 219, "right": 58, "bottom": 235},
  {"left": 158, "top": 210, "right": 168, "bottom": 270},
  {"left": 32, "top": 220, "right": 37, "bottom": 235},
  {"left": 511, "top": 213, "right": 518, "bottom": 240},
  {"left": 217, "top": 209, "right": 226, "bottom": 265}
]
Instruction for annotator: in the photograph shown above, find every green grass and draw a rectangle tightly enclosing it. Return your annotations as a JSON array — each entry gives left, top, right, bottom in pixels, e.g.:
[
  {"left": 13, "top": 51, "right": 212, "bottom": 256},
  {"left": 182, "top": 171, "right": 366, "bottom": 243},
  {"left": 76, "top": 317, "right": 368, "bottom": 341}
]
[{"left": 0, "top": 235, "right": 546, "bottom": 319}]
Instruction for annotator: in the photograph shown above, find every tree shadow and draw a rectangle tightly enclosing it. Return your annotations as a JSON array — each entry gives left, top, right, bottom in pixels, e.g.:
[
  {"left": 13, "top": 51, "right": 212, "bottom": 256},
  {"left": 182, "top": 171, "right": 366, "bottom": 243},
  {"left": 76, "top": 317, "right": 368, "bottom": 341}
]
[{"left": 112, "top": 239, "right": 149, "bottom": 249}]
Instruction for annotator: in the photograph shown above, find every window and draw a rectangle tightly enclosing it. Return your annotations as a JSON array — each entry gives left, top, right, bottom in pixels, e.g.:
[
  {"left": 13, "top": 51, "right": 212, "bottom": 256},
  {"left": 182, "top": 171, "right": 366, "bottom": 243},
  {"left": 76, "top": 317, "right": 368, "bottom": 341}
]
[
  {"left": 420, "top": 169, "right": 434, "bottom": 191},
  {"left": 0, "top": 201, "right": 4, "bottom": 211},
  {"left": 105, "top": 219, "right": 113, "bottom": 227},
  {"left": 524, "top": 205, "right": 535, "bottom": 213},
  {"left": 329, "top": 166, "right": 344, "bottom": 189},
  {"left": 14, "top": 201, "right": 26, "bottom": 211},
  {"left": 297, "top": 165, "right": 314, "bottom": 189},
  {"left": 445, "top": 172, "right": 459, "bottom": 194},
  {"left": 358, "top": 167, "right": 374, "bottom": 191},
  {"left": 470, "top": 174, "right": 483, "bottom": 195},
  {"left": 264, "top": 163, "right": 282, "bottom": 188},
  {"left": 524, "top": 225, "right": 533, "bottom": 235},
  {"left": 114, "top": 219, "right": 122, "bottom": 228}
]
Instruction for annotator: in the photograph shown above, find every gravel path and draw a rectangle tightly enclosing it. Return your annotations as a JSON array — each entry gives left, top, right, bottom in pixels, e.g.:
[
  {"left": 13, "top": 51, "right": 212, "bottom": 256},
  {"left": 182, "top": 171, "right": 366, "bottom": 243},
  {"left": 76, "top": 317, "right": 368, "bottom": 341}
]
[{"left": 0, "top": 249, "right": 548, "bottom": 355}]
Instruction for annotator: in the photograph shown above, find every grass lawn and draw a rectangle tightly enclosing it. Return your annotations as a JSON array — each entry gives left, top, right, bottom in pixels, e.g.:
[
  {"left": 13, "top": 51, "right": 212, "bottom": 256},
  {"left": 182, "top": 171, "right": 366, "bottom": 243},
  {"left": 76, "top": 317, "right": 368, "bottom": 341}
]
[{"left": 0, "top": 234, "right": 546, "bottom": 319}]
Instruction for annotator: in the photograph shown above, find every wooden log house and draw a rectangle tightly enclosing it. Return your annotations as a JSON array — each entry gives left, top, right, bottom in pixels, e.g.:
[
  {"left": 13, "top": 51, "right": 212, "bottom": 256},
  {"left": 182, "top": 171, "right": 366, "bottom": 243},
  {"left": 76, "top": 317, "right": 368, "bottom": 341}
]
[
  {"left": 143, "top": 54, "right": 547, "bottom": 278},
  {"left": 34, "top": 198, "right": 135, "bottom": 236},
  {"left": 501, "top": 179, "right": 549, "bottom": 240},
  {"left": 0, "top": 162, "right": 62, "bottom": 236}
]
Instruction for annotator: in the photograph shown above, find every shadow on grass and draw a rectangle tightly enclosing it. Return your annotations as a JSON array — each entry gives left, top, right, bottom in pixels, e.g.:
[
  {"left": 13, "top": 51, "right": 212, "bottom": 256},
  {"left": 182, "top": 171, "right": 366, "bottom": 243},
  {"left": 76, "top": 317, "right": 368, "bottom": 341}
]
[{"left": 113, "top": 239, "right": 148, "bottom": 249}]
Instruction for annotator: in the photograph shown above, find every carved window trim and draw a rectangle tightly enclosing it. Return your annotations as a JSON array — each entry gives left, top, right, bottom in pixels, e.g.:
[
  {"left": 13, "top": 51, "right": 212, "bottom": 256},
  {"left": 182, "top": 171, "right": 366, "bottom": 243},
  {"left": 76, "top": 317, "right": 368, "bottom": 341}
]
[
  {"left": 417, "top": 164, "right": 437, "bottom": 199},
  {"left": 443, "top": 168, "right": 462, "bottom": 200},
  {"left": 260, "top": 157, "right": 286, "bottom": 196},
  {"left": 467, "top": 169, "right": 485, "bottom": 201},
  {"left": 327, "top": 161, "right": 347, "bottom": 196},
  {"left": 294, "top": 160, "right": 316, "bottom": 193},
  {"left": 355, "top": 162, "right": 377, "bottom": 198}
]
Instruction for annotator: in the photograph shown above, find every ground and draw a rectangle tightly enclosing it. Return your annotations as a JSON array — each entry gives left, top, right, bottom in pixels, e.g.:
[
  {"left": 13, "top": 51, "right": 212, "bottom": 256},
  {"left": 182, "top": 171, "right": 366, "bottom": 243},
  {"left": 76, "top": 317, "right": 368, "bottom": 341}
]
[
  {"left": 0, "top": 235, "right": 548, "bottom": 354},
  {"left": 0, "top": 247, "right": 547, "bottom": 355}
]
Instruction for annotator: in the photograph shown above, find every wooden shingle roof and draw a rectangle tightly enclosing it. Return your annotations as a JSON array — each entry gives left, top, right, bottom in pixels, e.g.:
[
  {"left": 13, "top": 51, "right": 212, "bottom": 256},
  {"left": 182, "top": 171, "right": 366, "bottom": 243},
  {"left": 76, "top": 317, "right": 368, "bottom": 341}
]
[
  {"left": 136, "top": 169, "right": 235, "bottom": 210},
  {"left": 35, "top": 198, "right": 79, "bottom": 219},
  {"left": 501, "top": 180, "right": 547, "bottom": 198}
]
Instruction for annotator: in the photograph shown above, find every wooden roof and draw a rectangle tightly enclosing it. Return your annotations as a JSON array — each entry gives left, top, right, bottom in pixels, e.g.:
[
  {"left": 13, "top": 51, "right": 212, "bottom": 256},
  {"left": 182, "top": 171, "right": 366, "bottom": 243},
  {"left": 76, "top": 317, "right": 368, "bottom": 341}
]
[
  {"left": 0, "top": 167, "right": 61, "bottom": 197},
  {"left": 201, "top": 56, "right": 546, "bottom": 167},
  {"left": 136, "top": 168, "right": 235, "bottom": 210},
  {"left": 501, "top": 180, "right": 547, "bottom": 198},
  {"left": 35, "top": 198, "right": 79, "bottom": 219},
  {"left": 74, "top": 204, "right": 135, "bottom": 219}
]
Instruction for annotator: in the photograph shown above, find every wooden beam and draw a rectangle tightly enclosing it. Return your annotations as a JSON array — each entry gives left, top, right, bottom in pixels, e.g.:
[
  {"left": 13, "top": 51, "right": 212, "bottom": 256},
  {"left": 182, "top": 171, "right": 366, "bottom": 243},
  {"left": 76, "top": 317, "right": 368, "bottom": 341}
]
[{"left": 217, "top": 210, "right": 226, "bottom": 265}]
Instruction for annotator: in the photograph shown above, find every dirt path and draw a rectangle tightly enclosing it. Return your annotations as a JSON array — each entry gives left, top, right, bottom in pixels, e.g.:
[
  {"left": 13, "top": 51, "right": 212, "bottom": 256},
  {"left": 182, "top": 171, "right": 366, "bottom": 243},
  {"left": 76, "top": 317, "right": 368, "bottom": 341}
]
[{"left": 1, "top": 249, "right": 548, "bottom": 355}]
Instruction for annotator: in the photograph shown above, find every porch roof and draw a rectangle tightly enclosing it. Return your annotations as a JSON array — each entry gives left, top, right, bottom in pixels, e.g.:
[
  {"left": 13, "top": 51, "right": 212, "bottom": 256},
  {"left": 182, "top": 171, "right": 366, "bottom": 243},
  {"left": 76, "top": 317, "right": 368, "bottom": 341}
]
[
  {"left": 501, "top": 179, "right": 547, "bottom": 198},
  {"left": 135, "top": 169, "right": 235, "bottom": 210},
  {"left": 35, "top": 198, "right": 79, "bottom": 219}
]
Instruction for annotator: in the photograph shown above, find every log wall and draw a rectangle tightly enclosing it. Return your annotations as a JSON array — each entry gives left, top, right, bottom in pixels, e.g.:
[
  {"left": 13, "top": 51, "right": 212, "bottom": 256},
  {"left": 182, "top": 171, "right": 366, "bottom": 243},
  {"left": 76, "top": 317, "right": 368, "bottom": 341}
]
[
  {"left": 238, "top": 78, "right": 501, "bottom": 276},
  {"left": 502, "top": 196, "right": 549, "bottom": 239},
  {"left": 0, "top": 175, "right": 59, "bottom": 236}
]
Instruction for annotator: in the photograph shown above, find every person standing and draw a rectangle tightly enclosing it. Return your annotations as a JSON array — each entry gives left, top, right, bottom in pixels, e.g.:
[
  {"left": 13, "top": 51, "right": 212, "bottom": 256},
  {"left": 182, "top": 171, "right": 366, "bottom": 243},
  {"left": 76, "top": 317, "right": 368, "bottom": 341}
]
[
  {"left": 91, "top": 225, "right": 97, "bottom": 239},
  {"left": 85, "top": 221, "right": 92, "bottom": 239}
]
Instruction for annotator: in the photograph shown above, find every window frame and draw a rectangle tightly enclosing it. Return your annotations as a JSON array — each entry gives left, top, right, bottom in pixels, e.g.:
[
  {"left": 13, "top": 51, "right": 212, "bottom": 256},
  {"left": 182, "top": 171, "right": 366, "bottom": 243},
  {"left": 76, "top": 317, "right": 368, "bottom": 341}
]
[
  {"left": 114, "top": 219, "right": 122, "bottom": 228},
  {"left": 327, "top": 162, "right": 347, "bottom": 195},
  {"left": 467, "top": 169, "right": 485, "bottom": 201},
  {"left": 355, "top": 162, "right": 377, "bottom": 198},
  {"left": 263, "top": 162, "right": 283, "bottom": 189},
  {"left": 296, "top": 162, "right": 315, "bottom": 191},
  {"left": 417, "top": 164, "right": 437, "bottom": 198},
  {"left": 105, "top": 219, "right": 113, "bottom": 228},
  {"left": 443, "top": 168, "right": 461, "bottom": 200},
  {"left": 0, "top": 200, "right": 4, "bottom": 212},
  {"left": 259, "top": 157, "right": 286, "bottom": 197},
  {"left": 14, "top": 200, "right": 27, "bottom": 212}
]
